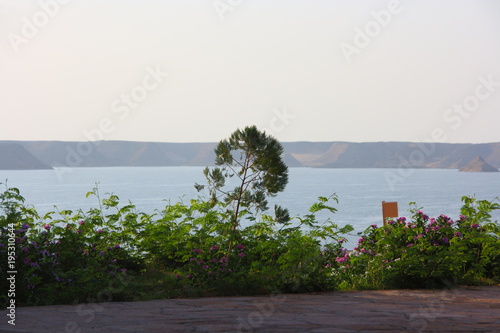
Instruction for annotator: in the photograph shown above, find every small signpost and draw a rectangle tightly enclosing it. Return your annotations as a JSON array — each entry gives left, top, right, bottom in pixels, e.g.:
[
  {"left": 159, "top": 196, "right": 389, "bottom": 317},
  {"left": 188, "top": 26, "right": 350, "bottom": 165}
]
[{"left": 382, "top": 201, "right": 398, "bottom": 226}]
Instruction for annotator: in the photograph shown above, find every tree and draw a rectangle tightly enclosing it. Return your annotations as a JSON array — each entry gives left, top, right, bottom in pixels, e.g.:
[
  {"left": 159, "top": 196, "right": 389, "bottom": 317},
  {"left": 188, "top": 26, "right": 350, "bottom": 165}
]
[{"left": 195, "top": 125, "right": 289, "bottom": 253}]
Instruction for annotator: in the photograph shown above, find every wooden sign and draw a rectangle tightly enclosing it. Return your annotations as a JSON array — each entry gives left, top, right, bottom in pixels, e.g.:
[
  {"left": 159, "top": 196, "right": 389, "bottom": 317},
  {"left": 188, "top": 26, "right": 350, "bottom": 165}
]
[{"left": 382, "top": 201, "right": 398, "bottom": 226}]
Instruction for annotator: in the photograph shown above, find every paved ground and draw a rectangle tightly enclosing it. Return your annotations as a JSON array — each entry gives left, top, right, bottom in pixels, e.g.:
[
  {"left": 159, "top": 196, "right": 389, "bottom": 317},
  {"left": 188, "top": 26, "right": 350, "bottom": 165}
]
[{"left": 1, "top": 285, "right": 499, "bottom": 333}]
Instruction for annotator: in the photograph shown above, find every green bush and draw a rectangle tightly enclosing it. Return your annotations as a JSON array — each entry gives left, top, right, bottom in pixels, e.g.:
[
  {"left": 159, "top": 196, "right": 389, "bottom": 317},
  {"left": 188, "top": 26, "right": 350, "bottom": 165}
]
[
  {"left": 1, "top": 180, "right": 498, "bottom": 307},
  {"left": 329, "top": 196, "right": 500, "bottom": 289}
]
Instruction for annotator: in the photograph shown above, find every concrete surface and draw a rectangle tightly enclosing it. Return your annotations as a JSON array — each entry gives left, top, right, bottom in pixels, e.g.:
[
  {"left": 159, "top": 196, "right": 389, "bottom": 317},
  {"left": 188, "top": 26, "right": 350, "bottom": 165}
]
[{"left": 1, "top": 285, "right": 499, "bottom": 332}]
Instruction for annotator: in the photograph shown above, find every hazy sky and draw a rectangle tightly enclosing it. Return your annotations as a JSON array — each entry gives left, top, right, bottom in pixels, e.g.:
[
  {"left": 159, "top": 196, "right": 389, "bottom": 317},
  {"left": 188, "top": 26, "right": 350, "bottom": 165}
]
[{"left": 1, "top": 0, "right": 499, "bottom": 143}]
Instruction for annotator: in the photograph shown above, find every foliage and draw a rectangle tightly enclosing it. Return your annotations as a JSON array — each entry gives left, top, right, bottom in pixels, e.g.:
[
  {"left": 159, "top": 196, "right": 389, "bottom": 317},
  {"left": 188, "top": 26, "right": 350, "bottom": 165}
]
[
  {"left": 1, "top": 181, "right": 499, "bottom": 307},
  {"left": 327, "top": 196, "right": 500, "bottom": 290},
  {"left": 195, "top": 125, "right": 289, "bottom": 255},
  {"left": 0, "top": 182, "right": 350, "bottom": 306}
]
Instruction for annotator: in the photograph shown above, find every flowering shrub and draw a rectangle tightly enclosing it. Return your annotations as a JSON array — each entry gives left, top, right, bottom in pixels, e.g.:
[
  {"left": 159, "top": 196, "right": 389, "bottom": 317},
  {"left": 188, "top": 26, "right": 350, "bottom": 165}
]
[
  {"left": 328, "top": 196, "right": 500, "bottom": 289},
  {"left": 1, "top": 182, "right": 498, "bottom": 306},
  {"left": 0, "top": 186, "right": 138, "bottom": 305}
]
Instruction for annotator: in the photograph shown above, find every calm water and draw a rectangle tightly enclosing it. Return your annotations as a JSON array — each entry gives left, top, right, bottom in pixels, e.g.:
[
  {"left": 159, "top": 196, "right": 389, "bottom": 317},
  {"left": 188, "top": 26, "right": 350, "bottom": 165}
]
[{"left": 1, "top": 167, "right": 499, "bottom": 248}]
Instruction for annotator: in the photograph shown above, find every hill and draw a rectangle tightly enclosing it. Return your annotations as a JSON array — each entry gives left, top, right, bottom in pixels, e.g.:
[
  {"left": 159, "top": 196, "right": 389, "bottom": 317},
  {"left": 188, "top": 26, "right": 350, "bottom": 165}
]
[
  {"left": 0, "top": 142, "right": 51, "bottom": 170},
  {"left": 459, "top": 156, "right": 499, "bottom": 172},
  {"left": 1, "top": 140, "right": 500, "bottom": 170}
]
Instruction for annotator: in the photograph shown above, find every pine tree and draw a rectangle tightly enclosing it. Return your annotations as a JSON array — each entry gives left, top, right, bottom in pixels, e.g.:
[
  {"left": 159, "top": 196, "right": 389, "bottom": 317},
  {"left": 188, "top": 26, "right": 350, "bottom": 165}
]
[{"left": 195, "top": 125, "right": 289, "bottom": 253}]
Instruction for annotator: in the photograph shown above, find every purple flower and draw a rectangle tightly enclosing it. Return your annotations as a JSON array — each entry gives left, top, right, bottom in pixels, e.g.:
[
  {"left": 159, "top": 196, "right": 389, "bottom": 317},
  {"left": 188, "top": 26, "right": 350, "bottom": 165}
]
[
  {"left": 335, "top": 256, "right": 348, "bottom": 263},
  {"left": 219, "top": 257, "right": 228, "bottom": 263},
  {"left": 114, "top": 244, "right": 120, "bottom": 249},
  {"left": 358, "top": 237, "right": 365, "bottom": 243},
  {"left": 21, "top": 223, "right": 30, "bottom": 230},
  {"left": 471, "top": 224, "right": 479, "bottom": 229},
  {"left": 202, "top": 265, "right": 209, "bottom": 269},
  {"left": 371, "top": 224, "right": 378, "bottom": 229},
  {"left": 211, "top": 258, "right": 217, "bottom": 263},
  {"left": 79, "top": 220, "right": 85, "bottom": 225},
  {"left": 454, "top": 232, "right": 463, "bottom": 237},
  {"left": 210, "top": 245, "right": 219, "bottom": 251},
  {"left": 43, "top": 224, "right": 51, "bottom": 230},
  {"left": 338, "top": 238, "right": 346, "bottom": 243},
  {"left": 235, "top": 244, "right": 245, "bottom": 251},
  {"left": 97, "top": 229, "right": 103, "bottom": 233},
  {"left": 407, "top": 243, "right": 414, "bottom": 247},
  {"left": 442, "top": 237, "right": 449, "bottom": 244},
  {"left": 191, "top": 248, "right": 202, "bottom": 255},
  {"left": 189, "top": 258, "right": 197, "bottom": 262},
  {"left": 238, "top": 252, "right": 246, "bottom": 257}
]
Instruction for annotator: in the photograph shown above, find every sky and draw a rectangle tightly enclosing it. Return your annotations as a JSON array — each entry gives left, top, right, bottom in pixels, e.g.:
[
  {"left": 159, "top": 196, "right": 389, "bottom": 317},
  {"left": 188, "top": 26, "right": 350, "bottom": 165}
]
[{"left": 1, "top": 0, "right": 499, "bottom": 144}]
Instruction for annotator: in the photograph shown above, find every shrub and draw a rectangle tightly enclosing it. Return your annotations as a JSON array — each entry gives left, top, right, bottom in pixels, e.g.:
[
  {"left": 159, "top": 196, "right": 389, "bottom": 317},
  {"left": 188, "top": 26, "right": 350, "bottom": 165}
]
[{"left": 330, "top": 196, "right": 500, "bottom": 289}]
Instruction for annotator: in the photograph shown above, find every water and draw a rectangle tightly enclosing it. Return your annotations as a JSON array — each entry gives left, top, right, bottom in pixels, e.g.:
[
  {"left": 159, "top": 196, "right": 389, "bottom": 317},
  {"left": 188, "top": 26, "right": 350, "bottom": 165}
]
[{"left": 1, "top": 167, "right": 499, "bottom": 248}]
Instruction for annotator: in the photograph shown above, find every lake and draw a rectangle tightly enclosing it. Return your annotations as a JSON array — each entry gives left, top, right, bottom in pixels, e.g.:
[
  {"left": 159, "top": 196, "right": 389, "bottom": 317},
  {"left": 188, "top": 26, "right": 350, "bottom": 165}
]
[{"left": 1, "top": 167, "right": 499, "bottom": 248}]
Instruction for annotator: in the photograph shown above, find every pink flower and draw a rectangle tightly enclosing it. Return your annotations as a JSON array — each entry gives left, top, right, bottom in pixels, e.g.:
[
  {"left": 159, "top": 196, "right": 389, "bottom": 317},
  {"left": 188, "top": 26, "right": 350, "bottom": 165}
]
[
  {"left": 238, "top": 252, "right": 245, "bottom": 257},
  {"left": 407, "top": 243, "right": 414, "bottom": 247},
  {"left": 97, "top": 229, "right": 103, "bottom": 233},
  {"left": 210, "top": 245, "right": 219, "bottom": 251},
  {"left": 43, "top": 224, "right": 51, "bottom": 230},
  {"left": 79, "top": 221, "right": 85, "bottom": 225}
]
